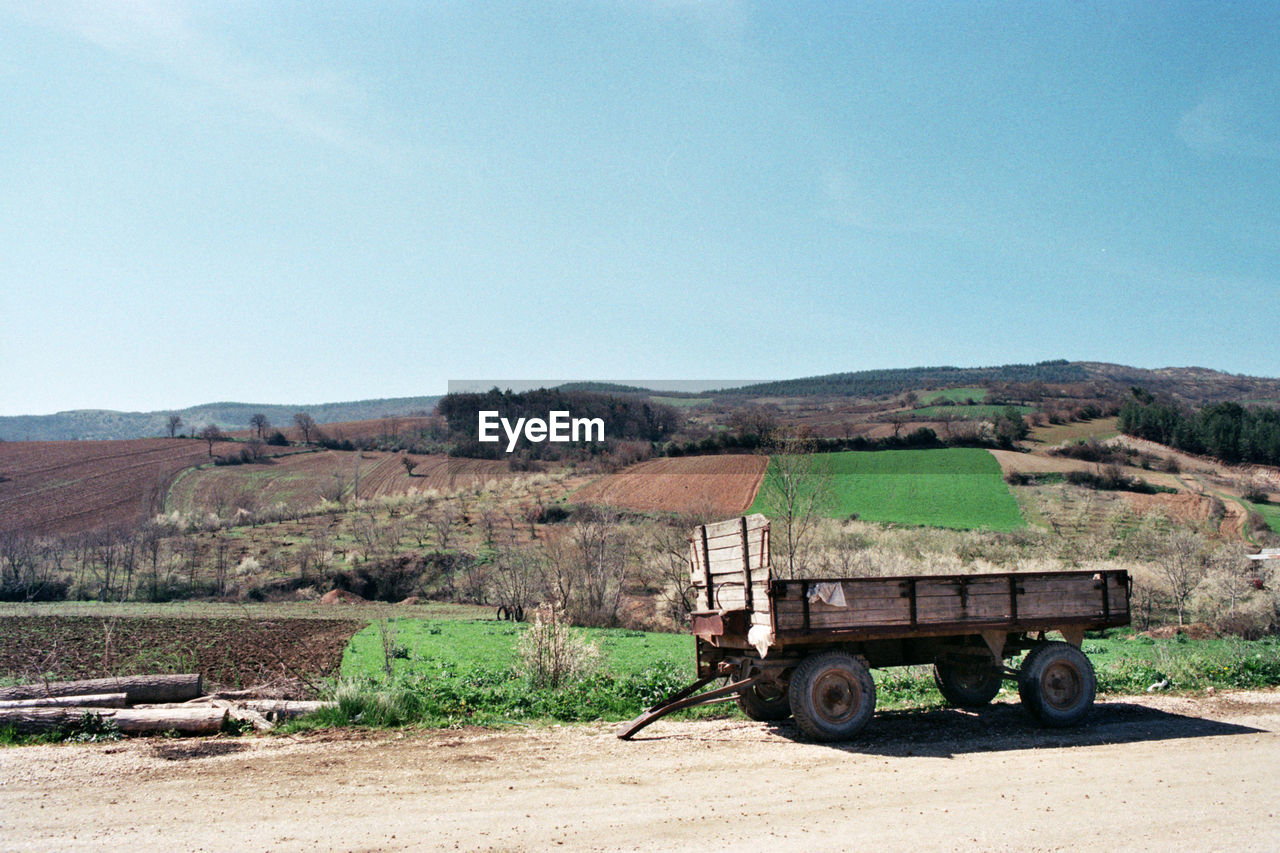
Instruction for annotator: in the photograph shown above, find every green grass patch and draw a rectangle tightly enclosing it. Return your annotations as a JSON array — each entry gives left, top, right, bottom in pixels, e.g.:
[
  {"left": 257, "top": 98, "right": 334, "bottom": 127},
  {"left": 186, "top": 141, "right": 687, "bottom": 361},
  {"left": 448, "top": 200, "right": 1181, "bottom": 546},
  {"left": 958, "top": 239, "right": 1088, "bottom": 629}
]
[
  {"left": 906, "top": 404, "right": 1035, "bottom": 419},
  {"left": 320, "top": 618, "right": 700, "bottom": 728},
  {"left": 649, "top": 395, "right": 710, "bottom": 408},
  {"left": 1250, "top": 500, "right": 1280, "bottom": 534},
  {"left": 918, "top": 387, "right": 988, "bottom": 404},
  {"left": 750, "top": 448, "right": 1025, "bottom": 531},
  {"left": 298, "top": 620, "right": 1280, "bottom": 733}
]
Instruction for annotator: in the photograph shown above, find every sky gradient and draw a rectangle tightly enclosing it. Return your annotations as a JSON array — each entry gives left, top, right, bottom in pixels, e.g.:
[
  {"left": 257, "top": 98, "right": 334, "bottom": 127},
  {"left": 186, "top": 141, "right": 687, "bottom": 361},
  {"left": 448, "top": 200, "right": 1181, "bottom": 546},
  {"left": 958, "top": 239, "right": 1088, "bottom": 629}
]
[{"left": 2, "top": 1, "right": 1278, "bottom": 415}]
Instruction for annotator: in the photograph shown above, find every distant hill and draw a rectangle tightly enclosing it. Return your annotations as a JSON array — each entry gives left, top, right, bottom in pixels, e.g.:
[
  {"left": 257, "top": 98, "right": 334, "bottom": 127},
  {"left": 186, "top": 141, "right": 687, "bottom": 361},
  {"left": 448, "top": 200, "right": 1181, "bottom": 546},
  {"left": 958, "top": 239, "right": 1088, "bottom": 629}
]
[
  {"left": 0, "top": 396, "right": 441, "bottom": 441},
  {"left": 718, "top": 361, "right": 1280, "bottom": 405}
]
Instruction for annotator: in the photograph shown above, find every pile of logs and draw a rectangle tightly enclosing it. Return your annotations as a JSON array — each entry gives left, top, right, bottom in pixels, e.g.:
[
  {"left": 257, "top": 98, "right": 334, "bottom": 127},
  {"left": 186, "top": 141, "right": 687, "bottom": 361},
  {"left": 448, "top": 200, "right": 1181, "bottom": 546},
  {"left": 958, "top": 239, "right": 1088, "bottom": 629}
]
[{"left": 0, "top": 674, "right": 333, "bottom": 736}]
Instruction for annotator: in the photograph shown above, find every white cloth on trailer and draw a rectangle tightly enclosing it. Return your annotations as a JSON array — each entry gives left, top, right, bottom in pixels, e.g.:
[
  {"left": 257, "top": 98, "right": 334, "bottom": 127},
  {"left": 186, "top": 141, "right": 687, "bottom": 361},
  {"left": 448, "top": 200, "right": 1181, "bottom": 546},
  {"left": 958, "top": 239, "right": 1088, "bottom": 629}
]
[{"left": 808, "top": 581, "right": 847, "bottom": 608}]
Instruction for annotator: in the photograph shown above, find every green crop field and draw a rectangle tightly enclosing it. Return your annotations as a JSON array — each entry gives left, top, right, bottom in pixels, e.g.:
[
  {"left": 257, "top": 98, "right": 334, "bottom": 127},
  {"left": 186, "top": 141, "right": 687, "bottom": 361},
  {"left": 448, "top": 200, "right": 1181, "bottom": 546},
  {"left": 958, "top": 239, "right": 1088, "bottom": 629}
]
[
  {"left": 918, "top": 387, "right": 988, "bottom": 404},
  {"left": 749, "top": 448, "right": 1025, "bottom": 531},
  {"left": 906, "top": 404, "right": 1035, "bottom": 419}
]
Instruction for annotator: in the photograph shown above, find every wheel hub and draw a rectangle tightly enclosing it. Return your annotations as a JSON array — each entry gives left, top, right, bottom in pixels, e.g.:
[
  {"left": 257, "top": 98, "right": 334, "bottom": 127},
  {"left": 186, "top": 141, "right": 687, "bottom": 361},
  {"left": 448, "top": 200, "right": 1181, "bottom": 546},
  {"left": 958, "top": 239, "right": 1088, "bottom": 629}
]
[
  {"left": 814, "top": 672, "right": 860, "bottom": 723},
  {"left": 1041, "top": 661, "right": 1082, "bottom": 710}
]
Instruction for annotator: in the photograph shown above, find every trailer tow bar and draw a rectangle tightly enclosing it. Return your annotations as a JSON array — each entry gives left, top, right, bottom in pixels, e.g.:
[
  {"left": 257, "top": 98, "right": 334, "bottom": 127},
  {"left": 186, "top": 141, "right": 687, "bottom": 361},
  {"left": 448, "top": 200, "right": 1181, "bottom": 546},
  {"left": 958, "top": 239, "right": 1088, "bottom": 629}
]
[{"left": 616, "top": 674, "right": 760, "bottom": 740}]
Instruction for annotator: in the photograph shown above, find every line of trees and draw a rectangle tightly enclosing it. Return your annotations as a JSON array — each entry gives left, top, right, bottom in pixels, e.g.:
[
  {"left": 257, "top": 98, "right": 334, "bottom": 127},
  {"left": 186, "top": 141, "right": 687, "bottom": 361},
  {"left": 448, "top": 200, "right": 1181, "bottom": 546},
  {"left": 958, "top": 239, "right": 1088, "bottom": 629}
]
[
  {"left": 1119, "top": 399, "right": 1280, "bottom": 466},
  {"left": 438, "top": 388, "right": 682, "bottom": 460}
]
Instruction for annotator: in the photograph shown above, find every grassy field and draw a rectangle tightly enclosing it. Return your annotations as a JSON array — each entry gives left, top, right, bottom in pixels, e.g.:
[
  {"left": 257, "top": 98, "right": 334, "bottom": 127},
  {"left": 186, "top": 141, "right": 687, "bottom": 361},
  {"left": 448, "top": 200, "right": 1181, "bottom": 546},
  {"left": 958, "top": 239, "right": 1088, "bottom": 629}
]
[
  {"left": 1251, "top": 500, "right": 1280, "bottom": 534},
  {"left": 1029, "top": 417, "right": 1120, "bottom": 446},
  {"left": 648, "top": 395, "right": 710, "bottom": 408},
  {"left": 750, "top": 448, "right": 1025, "bottom": 531},
  {"left": 917, "top": 387, "right": 989, "bottom": 404},
  {"left": 906, "top": 404, "right": 1035, "bottom": 419},
  {"left": 325, "top": 619, "right": 1280, "bottom": 728},
  {"left": 5, "top": 603, "right": 1280, "bottom": 740}
]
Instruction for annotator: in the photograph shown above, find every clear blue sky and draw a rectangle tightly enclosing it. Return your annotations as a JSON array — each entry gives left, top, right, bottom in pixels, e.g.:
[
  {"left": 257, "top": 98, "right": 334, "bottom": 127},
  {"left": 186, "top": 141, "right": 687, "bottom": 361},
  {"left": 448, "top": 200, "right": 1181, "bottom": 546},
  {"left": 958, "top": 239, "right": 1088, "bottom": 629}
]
[{"left": 2, "top": 1, "right": 1278, "bottom": 416}]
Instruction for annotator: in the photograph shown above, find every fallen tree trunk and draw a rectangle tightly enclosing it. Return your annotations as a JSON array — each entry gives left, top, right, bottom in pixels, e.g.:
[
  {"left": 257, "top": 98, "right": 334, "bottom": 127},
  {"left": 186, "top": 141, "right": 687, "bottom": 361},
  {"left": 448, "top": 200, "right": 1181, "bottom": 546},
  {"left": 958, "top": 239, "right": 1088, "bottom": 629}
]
[
  {"left": 0, "top": 693, "right": 127, "bottom": 710},
  {"left": 240, "top": 700, "right": 333, "bottom": 719},
  {"left": 0, "top": 674, "right": 202, "bottom": 705},
  {"left": 0, "top": 706, "right": 227, "bottom": 736}
]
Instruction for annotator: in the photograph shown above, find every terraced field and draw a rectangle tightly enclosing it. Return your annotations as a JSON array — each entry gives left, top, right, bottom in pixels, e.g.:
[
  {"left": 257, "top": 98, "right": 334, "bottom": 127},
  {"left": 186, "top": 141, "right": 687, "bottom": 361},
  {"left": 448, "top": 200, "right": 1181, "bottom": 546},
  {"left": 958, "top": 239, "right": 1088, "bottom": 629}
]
[
  {"left": 0, "top": 438, "right": 258, "bottom": 535},
  {"left": 167, "top": 451, "right": 512, "bottom": 514}
]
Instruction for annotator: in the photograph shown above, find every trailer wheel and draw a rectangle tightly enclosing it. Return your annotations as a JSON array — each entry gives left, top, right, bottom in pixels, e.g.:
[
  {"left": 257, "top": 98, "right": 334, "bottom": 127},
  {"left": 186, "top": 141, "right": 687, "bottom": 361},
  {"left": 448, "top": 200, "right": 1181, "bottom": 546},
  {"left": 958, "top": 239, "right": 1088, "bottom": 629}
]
[
  {"left": 788, "top": 652, "right": 875, "bottom": 741},
  {"left": 736, "top": 681, "right": 792, "bottom": 722},
  {"left": 1018, "top": 642, "right": 1096, "bottom": 727},
  {"left": 933, "top": 661, "right": 1003, "bottom": 709}
]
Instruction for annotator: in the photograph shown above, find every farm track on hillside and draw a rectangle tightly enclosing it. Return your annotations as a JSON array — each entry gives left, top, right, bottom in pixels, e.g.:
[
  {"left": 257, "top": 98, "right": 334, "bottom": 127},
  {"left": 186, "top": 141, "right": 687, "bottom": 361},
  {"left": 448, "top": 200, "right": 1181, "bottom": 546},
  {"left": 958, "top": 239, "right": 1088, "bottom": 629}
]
[
  {"left": 0, "top": 439, "right": 271, "bottom": 536},
  {"left": 572, "top": 455, "right": 768, "bottom": 516}
]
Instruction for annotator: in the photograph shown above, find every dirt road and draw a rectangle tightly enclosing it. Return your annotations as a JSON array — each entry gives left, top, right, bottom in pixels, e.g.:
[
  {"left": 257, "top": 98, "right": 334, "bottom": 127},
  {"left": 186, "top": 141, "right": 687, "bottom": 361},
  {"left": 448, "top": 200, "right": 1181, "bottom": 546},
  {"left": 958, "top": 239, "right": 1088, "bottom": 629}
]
[{"left": 3, "top": 691, "right": 1279, "bottom": 852}]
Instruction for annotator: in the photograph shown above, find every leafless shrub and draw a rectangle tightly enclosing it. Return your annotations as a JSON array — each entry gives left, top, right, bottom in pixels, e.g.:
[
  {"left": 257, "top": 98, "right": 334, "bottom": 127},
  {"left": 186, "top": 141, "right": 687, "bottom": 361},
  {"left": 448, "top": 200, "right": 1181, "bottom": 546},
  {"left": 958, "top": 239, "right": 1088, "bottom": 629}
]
[{"left": 516, "top": 607, "right": 601, "bottom": 688}]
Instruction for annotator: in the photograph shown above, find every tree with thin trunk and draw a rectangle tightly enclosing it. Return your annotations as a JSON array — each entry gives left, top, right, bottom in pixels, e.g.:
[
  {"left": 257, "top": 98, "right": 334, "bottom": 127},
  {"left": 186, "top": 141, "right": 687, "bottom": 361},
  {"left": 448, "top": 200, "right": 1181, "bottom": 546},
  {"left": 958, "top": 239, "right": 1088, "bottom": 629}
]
[
  {"left": 249, "top": 413, "right": 270, "bottom": 439},
  {"left": 166, "top": 414, "right": 183, "bottom": 438},
  {"left": 757, "top": 428, "right": 833, "bottom": 579},
  {"left": 293, "top": 412, "right": 318, "bottom": 444},
  {"left": 198, "top": 424, "right": 224, "bottom": 456}
]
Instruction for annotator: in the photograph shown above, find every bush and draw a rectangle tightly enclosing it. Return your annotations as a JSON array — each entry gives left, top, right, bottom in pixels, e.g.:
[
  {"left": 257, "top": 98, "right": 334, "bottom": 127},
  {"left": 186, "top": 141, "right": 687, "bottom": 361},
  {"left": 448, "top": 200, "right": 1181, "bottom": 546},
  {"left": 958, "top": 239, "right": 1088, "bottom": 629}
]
[
  {"left": 266, "top": 430, "right": 289, "bottom": 446},
  {"left": 516, "top": 610, "right": 601, "bottom": 688}
]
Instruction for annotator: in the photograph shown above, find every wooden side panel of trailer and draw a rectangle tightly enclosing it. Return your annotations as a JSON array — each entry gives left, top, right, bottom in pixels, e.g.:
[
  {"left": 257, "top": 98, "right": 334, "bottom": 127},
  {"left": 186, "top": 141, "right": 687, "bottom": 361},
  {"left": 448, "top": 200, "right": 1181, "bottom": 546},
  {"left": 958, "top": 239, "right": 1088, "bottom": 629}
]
[
  {"left": 771, "top": 570, "right": 1129, "bottom": 638},
  {"left": 688, "top": 513, "right": 772, "bottom": 633}
]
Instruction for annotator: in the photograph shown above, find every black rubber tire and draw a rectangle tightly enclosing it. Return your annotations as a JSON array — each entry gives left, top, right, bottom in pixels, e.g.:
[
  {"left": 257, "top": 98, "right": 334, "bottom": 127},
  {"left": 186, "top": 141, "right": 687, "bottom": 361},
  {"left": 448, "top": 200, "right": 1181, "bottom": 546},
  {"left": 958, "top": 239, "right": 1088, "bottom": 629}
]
[
  {"left": 1018, "top": 642, "right": 1096, "bottom": 727},
  {"left": 496, "top": 606, "right": 510, "bottom": 622},
  {"left": 736, "top": 681, "right": 792, "bottom": 722},
  {"left": 788, "top": 651, "right": 876, "bottom": 741},
  {"left": 513, "top": 605, "right": 525, "bottom": 623},
  {"left": 933, "top": 661, "right": 1004, "bottom": 709}
]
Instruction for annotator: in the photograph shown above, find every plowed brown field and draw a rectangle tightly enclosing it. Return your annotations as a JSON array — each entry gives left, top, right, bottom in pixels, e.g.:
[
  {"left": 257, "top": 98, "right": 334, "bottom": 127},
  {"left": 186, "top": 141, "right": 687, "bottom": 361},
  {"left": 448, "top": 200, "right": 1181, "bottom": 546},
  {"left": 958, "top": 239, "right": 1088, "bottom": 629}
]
[
  {"left": 0, "top": 616, "right": 361, "bottom": 690},
  {"left": 572, "top": 454, "right": 768, "bottom": 515},
  {"left": 0, "top": 439, "right": 250, "bottom": 536},
  {"left": 167, "top": 451, "right": 513, "bottom": 514}
]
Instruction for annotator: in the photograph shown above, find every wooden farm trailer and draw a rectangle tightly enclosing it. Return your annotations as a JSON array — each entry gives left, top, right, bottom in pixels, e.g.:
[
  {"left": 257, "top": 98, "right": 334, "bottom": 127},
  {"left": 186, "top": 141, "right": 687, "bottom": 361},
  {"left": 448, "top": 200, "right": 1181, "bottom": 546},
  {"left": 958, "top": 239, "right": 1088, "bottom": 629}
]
[{"left": 619, "top": 514, "right": 1131, "bottom": 741}]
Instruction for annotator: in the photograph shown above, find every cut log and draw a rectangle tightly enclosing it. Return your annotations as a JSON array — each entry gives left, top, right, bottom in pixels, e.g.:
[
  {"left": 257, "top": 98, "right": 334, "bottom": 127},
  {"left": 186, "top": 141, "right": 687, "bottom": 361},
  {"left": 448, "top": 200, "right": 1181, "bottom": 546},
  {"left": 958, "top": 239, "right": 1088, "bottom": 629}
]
[
  {"left": 0, "top": 693, "right": 127, "bottom": 710},
  {"left": 240, "top": 700, "right": 333, "bottom": 719},
  {"left": 0, "top": 674, "right": 202, "bottom": 705},
  {"left": 0, "top": 706, "right": 227, "bottom": 735}
]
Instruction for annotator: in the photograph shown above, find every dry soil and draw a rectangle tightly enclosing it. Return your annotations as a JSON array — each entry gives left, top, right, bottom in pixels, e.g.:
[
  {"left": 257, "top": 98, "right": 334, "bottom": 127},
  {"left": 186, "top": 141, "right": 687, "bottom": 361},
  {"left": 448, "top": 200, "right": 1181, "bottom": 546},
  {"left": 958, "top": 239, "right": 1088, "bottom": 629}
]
[{"left": 3, "top": 691, "right": 1279, "bottom": 852}]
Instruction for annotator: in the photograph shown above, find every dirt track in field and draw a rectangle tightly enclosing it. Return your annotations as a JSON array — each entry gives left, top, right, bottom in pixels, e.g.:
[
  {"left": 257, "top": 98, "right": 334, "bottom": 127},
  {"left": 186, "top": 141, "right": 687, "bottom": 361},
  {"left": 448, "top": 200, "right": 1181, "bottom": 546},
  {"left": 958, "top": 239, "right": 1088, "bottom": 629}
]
[{"left": 4, "top": 691, "right": 1279, "bottom": 852}]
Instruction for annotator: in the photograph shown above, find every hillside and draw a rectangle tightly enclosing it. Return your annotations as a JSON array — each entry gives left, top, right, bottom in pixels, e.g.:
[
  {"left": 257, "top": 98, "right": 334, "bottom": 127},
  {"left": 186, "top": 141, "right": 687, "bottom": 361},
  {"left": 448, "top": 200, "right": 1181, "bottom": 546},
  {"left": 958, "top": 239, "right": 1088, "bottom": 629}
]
[
  {"left": 718, "top": 361, "right": 1280, "bottom": 405},
  {"left": 0, "top": 396, "right": 441, "bottom": 441}
]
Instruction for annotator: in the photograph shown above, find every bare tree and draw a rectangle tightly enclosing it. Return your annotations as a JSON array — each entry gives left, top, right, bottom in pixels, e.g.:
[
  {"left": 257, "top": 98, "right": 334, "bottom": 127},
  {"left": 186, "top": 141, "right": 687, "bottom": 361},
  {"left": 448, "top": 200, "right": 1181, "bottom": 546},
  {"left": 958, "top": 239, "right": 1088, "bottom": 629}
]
[
  {"left": 246, "top": 436, "right": 267, "bottom": 461},
  {"left": 400, "top": 454, "right": 416, "bottom": 477},
  {"left": 757, "top": 428, "right": 833, "bottom": 579},
  {"left": 539, "top": 509, "right": 638, "bottom": 626},
  {"left": 1156, "top": 529, "right": 1211, "bottom": 625},
  {"left": 293, "top": 412, "right": 318, "bottom": 445},
  {"left": 488, "top": 546, "right": 540, "bottom": 618},
  {"left": 249, "top": 413, "right": 270, "bottom": 439},
  {"left": 166, "top": 414, "right": 183, "bottom": 438},
  {"left": 429, "top": 503, "right": 461, "bottom": 551},
  {"left": 198, "top": 424, "right": 224, "bottom": 456}
]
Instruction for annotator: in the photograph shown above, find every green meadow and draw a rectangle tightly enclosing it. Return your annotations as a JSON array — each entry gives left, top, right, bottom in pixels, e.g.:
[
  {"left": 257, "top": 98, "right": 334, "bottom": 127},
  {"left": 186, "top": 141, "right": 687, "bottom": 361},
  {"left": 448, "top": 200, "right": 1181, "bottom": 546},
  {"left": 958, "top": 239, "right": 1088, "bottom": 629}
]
[{"left": 750, "top": 448, "right": 1025, "bottom": 532}]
